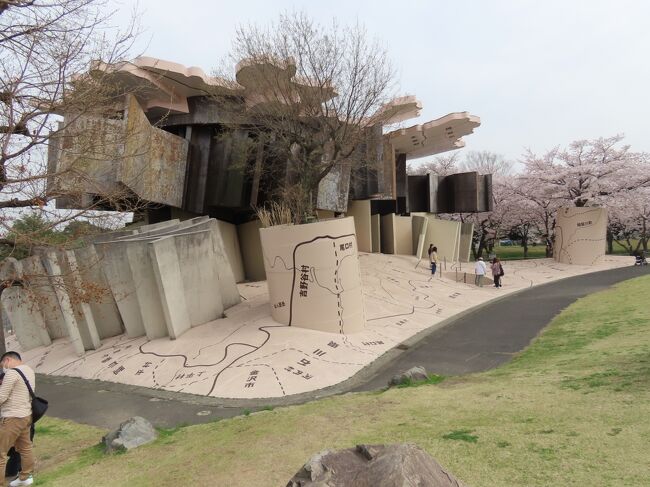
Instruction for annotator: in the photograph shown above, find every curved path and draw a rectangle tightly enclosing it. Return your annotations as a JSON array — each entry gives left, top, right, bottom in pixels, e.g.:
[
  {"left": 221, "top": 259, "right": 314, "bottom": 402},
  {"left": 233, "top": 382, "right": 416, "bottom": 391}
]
[{"left": 37, "top": 265, "right": 648, "bottom": 428}]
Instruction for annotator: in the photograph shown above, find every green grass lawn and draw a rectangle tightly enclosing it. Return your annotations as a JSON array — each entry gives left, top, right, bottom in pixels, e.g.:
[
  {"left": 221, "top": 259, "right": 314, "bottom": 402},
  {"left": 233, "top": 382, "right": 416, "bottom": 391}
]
[
  {"left": 32, "top": 275, "right": 650, "bottom": 486},
  {"left": 494, "top": 240, "right": 636, "bottom": 261}
]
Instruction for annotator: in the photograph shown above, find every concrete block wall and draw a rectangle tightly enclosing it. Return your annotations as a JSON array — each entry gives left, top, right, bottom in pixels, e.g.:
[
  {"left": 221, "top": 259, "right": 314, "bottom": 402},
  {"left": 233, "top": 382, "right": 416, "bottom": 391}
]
[{"left": 2, "top": 218, "right": 245, "bottom": 351}]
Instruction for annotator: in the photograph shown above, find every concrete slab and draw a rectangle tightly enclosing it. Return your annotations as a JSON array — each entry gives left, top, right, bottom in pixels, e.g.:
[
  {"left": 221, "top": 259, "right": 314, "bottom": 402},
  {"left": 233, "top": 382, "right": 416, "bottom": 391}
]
[
  {"left": 459, "top": 223, "right": 474, "bottom": 263},
  {"left": 95, "top": 240, "right": 146, "bottom": 338},
  {"left": 371, "top": 214, "right": 380, "bottom": 253},
  {"left": 148, "top": 237, "right": 191, "bottom": 339},
  {"left": 554, "top": 207, "right": 607, "bottom": 265},
  {"left": 347, "top": 200, "right": 372, "bottom": 253},
  {"left": 394, "top": 215, "right": 413, "bottom": 255},
  {"left": 20, "top": 256, "right": 68, "bottom": 340},
  {"left": 412, "top": 215, "right": 428, "bottom": 258},
  {"left": 260, "top": 217, "right": 364, "bottom": 334},
  {"left": 132, "top": 219, "right": 180, "bottom": 234},
  {"left": 238, "top": 219, "right": 265, "bottom": 282},
  {"left": 40, "top": 251, "right": 85, "bottom": 356},
  {"left": 63, "top": 250, "right": 101, "bottom": 350},
  {"left": 417, "top": 214, "right": 460, "bottom": 263},
  {"left": 380, "top": 214, "right": 395, "bottom": 254},
  {"left": 168, "top": 230, "right": 225, "bottom": 327},
  {"left": 217, "top": 220, "right": 245, "bottom": 283},
  {"left": 1, "top": 287, "right": 51, "bottom": 351},
  {"left": 12, "top": 255, "right": 633, "bottom": 399},
  {"left": 72, "top": 246, "right": 124, "bottom": 339},
  {"left": 124, "top": 238, "right": 169, "bottom": 340}
]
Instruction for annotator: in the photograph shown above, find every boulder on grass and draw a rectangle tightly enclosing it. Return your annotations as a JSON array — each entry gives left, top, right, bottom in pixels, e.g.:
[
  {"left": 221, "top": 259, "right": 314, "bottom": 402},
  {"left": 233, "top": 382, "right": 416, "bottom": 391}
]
[
  {"left": 286, "top": 443, "right": 466, "bottom": 487},
  {"left": 103, "top": 416, "right": 158, "bottom": 453},
  {"left": 389, "top": 365, "right": 429, "bottom": 387}
]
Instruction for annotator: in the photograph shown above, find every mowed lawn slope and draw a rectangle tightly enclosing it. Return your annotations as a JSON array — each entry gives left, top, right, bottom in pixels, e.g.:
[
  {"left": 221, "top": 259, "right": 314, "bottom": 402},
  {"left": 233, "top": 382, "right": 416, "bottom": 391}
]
[{"left": 32, "top": 275, "right": 650, "bottom": 486}]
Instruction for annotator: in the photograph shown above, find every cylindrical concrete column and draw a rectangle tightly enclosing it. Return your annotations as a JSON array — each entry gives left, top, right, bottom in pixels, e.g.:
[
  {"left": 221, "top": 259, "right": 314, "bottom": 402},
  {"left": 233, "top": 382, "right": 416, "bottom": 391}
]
[{"left": 260, "top": 217, "right": 365, "bottom": 334}]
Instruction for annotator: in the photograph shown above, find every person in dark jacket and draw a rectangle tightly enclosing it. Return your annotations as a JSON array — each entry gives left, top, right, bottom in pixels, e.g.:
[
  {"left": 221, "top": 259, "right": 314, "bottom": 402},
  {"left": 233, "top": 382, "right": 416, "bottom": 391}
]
[{"left": 491, "top": 257, "right": 504, "bottom": 288}]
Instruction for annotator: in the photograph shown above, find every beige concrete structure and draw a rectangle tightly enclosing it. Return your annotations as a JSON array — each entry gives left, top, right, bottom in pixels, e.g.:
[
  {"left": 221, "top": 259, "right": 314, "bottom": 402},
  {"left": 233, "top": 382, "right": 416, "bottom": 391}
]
[
  {"left": 346, "top": 200, "right": 372, "bottom": 253},
  {"left": 54, "top": 95, "right": 188, "bottom": 208},
  {"left": 554, "top": 207, "right": 608, "bottom": 265},
  {"left": 96, "top": 218, "right": 240, "bottom": 340},
  {"left": 40, "top": 251, "right": 86, "bottom": 356},
  {"left": 415, "top": 214, "right": 461, "bottom": 263},
  {"left": 2, "top": 217, "right": 243, "bottom": 350},
  {"left": 459, "top": 223, "right": 474, "bottom": 263},
  {"left": 238, "top": 219, "right": 266, "bottom": 282},
  {"left": 19, "top": 255, "right": 69, "bottom": 340},
  {"left": 72, "top": 245, "right": 124, "bottom": 339},
  {"left": 371, "top": 214, "right": 381, "bottom": 253},
  {"left": 12, "top": 254, "right": 631, "bottom": 399},
  {"left": 260, "top": 217, "right": 365, "bottom": 334},
  {"left": 412, "top": 215, "right": 429, "bottom": 258},
  {"left": 380, "top": 214, "right": 396, "bottom": 254},
  {"left": 217, "top": 220, "right": 246, "bottom": 283},
  {"left": 0, "top": 259, "right": 51, "bottom": 352},
  {"left": 386, "top": 112, "right": 481, "bottom": 160},
  {"left": 61, "top": 250, "right": 102, "bottom": 350}
]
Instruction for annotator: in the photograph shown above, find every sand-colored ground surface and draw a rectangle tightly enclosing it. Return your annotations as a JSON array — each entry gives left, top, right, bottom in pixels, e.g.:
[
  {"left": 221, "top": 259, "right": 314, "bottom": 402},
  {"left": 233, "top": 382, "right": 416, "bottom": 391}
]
[{"left": 7, "top": 254, "right": 631, "bottom": 399}]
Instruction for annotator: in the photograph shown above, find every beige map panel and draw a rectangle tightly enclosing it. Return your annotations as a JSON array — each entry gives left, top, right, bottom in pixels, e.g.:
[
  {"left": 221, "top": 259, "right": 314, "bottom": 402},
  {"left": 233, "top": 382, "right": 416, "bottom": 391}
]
[
  {"left": 9, "top": 254, "right": 629, "bottom": 399},
  {"left": 412, "top": 215, "right": 429, "bottom": 257},
  {"left": 394, "top": 216, "right": 413, "bottom": 255},
  {"left": 415, "top": 214, "right": 461, "bottom": 263},
  {"left": 346, "top": 200, "right": 372, "bottom": 253},
  {"left": 459, "top": 223, "right": 474, "bottom": 263},
  {"left": 554, "top": 207, "right": 608, "bottom": 265},
  {"left": 216, "top": 220, "right": 245, "bottom": 283},
  {"left": 260, "top": 217, "right": 365, "bottom": 334},
  {"left": 371, "top": 214, "right": 381, "bottom": 253},
  {"left": 238, "top": 219, "right": 266, "bottom": 281}
]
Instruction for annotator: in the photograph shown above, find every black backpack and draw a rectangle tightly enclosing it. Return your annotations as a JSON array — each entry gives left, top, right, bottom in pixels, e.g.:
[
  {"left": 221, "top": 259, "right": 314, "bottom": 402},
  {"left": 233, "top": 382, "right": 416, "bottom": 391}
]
[{"left": 12, "top": 368, "right": 48, "bottom": 423}]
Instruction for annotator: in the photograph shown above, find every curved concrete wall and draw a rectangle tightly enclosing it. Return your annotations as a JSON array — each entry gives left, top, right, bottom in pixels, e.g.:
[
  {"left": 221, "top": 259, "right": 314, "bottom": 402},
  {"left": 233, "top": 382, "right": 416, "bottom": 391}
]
[
  {"left": 554, "top": 207, "right": 607, "bottom": 265},
  {"left": 260, "top": 217, "right": 365, "bottom": 334}
]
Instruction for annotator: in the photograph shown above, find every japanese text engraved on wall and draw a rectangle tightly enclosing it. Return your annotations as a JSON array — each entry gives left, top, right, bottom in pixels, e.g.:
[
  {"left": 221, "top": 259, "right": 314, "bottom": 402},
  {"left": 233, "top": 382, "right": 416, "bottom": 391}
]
[{"left": 260, "top": 217, "right": 365, "bottom": 334}]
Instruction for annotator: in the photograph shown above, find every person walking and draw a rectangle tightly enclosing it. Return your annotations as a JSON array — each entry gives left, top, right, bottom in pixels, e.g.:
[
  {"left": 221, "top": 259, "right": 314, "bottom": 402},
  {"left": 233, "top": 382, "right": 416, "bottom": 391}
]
[
  {"left": 429, "top": 246, "right": 438, "bottom": 276},
  {"left": 474, "top": 257, "right": 487, "bottom": 287},
  {"left": 0, "top": 351, "right": 36, "bottom": 486},
  {"left": 491, "top": 257, "right": 504, "bottom": 288}
]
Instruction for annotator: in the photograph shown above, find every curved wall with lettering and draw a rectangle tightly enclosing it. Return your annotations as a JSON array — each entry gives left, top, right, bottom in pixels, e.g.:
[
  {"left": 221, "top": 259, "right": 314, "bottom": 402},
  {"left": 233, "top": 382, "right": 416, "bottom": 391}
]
[
  {"left": 554, "top": 207, "right": 607, "bottom": 265},
  {"left": 260, "top": 217, "right": 365, "bottom": 333}
]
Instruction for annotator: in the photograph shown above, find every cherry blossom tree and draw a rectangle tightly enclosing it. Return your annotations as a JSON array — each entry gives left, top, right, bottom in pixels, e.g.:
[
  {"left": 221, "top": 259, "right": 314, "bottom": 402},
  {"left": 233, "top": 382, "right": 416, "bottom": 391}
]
[
  {"left": 514, "top": 135, "right": 650, "bottom": 256},
  {"left": 518, "top": 135, "right": 650, "bottom": 208},
  {"left": 407, "top": 151, "right": 460, "bottom": 176},
  {"left": 460, "top": 150, "right": 514, "bottom": 177},
  {"left": 607, "top": 188, "right": 650, "bottom": 255}
]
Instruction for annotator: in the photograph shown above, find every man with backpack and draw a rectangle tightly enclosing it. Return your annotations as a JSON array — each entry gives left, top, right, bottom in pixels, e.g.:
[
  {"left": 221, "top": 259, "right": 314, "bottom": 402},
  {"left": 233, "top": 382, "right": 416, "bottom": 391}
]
[{"left": 0, "top": 351, "right": 35, "bottom": 486}]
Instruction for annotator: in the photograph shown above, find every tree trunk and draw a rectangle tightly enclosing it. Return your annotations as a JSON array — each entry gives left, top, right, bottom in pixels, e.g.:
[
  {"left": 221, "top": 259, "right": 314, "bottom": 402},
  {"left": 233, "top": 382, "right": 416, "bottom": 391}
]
[
  {"left": 606, "top": 228, "right": 614, "bottom": 254},
  {"left": 523, "top": 237, "right": 529, "bottom": 259},
  {"left": 0, "top": 286, "right": 7, "bottom": 355}
]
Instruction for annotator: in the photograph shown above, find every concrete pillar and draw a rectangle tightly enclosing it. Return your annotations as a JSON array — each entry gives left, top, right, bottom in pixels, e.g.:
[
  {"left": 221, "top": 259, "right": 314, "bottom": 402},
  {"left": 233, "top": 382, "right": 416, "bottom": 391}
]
[
  {"left": 65, "top": 251, "right": 101, "bottom": 350},
  {"left": 148, "top": 236, "right": 191, "bottom": 339},
  {"left": 41, "top": 252, "right": 85, "bottom": 356},
  {"left": 73, "top": 245, "right": 124, "bottom": 339}
]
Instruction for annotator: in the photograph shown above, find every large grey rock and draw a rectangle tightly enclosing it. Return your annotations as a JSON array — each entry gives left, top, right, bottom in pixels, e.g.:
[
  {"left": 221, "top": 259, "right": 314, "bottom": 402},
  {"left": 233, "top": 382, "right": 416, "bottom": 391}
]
[
  {"left": 389, "top": 365, "right": 429, "bottom": 387},
  {"left": 103, "top": 416, "right": 158, "bottom": 453},
  {"left": 286, "top": 443, "right": 466, "bottom": 487}
]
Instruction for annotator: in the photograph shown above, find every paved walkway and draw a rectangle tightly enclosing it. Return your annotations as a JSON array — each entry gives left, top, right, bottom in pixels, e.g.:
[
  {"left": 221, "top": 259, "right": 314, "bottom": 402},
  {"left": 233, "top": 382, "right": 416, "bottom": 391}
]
[{"left": 37, "top": 264, "right": 648, "bottom": 429}]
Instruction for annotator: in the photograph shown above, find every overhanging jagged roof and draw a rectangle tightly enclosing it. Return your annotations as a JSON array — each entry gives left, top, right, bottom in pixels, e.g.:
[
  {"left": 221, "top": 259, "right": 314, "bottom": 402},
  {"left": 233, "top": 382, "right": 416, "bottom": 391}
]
[{"left": 386, "top": 112, "right": 481, "bottom": 159}]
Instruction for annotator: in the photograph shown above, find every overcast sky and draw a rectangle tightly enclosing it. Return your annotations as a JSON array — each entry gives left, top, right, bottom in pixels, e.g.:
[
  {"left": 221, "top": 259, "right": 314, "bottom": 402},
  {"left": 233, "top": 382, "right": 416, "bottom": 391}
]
[{"left": 111, "top": 0, "right": 650, "bottom": 164}]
